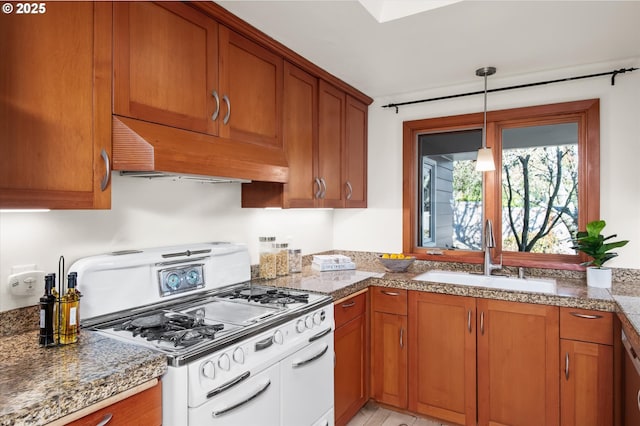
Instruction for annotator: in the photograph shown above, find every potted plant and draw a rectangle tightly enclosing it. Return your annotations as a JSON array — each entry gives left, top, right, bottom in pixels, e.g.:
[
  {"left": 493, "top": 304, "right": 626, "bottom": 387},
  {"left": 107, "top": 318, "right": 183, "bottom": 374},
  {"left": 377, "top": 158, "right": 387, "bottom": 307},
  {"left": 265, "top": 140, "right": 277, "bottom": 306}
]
[{"left": 572, "top": 220, "right": 629, "bottom": 288}]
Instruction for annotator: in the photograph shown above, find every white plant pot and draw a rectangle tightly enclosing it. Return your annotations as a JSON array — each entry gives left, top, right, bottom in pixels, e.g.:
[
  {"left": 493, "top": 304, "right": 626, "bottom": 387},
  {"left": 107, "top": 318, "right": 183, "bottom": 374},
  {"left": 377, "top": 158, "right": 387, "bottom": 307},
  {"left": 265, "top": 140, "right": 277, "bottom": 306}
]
[{"left": 586, "top": 267, "right": 612, "bottom": 289}]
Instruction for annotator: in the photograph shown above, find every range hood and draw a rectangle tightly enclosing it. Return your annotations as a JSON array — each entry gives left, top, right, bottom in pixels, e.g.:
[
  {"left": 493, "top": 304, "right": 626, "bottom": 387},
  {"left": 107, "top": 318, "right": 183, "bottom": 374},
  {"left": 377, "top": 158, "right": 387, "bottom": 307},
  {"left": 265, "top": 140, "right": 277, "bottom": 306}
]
[{"left": 112, "top": 116, "right": 289, "bottom": 183}]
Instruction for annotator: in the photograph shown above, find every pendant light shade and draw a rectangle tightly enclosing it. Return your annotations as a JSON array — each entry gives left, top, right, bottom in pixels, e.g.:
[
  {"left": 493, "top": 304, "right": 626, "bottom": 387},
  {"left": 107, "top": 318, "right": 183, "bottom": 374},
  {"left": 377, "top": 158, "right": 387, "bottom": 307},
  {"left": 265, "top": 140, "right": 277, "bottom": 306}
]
[{"left": 475, "top": 66, "right": 496, "bottom": 172}]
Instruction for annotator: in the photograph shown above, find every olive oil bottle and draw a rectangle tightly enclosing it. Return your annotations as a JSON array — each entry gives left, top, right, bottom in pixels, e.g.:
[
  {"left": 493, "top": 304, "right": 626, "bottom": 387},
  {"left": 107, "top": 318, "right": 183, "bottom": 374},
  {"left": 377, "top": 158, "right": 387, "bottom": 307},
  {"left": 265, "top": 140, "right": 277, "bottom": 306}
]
[{"left": 59, "top": 272, "right": 80, "bottom": 344}]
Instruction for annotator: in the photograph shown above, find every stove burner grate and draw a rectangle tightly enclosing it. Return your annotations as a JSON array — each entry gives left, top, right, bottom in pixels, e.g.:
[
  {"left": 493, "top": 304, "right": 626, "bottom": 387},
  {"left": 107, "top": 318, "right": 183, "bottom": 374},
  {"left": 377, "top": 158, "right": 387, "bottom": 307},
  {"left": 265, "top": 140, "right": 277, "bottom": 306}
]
[
  {"left": 225, "top": 287, "right": 309, "bottom": 306},
  {"left": 116, "top": 312, "right": 224, "bottom": 347}
]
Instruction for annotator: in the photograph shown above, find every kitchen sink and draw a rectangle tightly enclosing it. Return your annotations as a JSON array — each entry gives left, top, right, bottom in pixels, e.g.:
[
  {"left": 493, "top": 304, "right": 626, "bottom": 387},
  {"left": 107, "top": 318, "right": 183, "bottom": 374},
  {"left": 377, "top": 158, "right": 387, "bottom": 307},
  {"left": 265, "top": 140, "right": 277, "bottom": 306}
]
[{"left": 412, "top": 270, "right": 557, "bottom": 294}]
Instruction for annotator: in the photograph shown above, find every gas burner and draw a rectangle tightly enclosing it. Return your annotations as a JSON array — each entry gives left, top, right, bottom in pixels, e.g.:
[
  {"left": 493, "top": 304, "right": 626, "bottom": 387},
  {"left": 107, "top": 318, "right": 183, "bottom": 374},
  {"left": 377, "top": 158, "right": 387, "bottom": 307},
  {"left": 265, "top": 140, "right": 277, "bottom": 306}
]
[
  {"left": 116, "top": 312, "right": 224, "bottom": 347},
  {"left": 223, "top": 286, "right": 309, "bottom": 306}
]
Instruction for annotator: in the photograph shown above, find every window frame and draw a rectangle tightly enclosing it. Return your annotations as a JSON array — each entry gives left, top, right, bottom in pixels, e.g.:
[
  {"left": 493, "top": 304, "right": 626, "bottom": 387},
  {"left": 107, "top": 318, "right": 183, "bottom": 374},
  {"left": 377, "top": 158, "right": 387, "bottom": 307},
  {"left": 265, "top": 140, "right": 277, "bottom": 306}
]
[{"left": 402, "top": 99, "right": 600, "bottom": 270}]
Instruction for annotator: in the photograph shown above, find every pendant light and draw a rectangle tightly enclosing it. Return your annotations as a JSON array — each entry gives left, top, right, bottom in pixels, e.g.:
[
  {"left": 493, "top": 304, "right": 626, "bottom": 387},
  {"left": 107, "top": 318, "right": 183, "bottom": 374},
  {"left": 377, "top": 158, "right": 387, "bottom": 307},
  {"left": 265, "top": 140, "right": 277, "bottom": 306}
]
[{"left": 475, "top": 66, "right": 496, "bottom": 171}]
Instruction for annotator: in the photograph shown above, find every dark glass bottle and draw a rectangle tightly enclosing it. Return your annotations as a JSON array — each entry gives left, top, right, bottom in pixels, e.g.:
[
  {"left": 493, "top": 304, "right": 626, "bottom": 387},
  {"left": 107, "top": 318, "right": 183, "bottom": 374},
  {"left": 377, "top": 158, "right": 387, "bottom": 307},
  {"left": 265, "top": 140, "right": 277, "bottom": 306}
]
[{"left": 39, "top": 274, "right": 56, "bottom": 347}]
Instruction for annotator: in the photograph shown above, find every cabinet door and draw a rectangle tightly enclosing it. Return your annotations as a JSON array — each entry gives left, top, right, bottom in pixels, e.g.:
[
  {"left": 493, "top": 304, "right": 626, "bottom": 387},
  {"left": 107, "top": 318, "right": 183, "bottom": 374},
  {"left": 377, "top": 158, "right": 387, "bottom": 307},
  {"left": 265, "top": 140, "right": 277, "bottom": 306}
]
[
  {"left": 113, "top": 1, "right": 219, "bottom": 135},
  {"left": 67, "top": 381, "right": 162, "bottom": 426},
  {"left": 624, "top": 345, "right": 640, "bottom": 426},
  {"left": 408, "top": 292, "right": 476, "bottom": 426},
  {"left": 335, "top": 312, "right": 367, "bottom": 426},
  {"left": 560, "top": 339, "right": 613, "bottom": 426},
  {"left": 0, "top": 2, "right": 111, "bottom": 209},
  {"left": 218, "top": 26, "right": 283, "bottom": 149},
  {"left": 477, "top": 299, "right": 559, "bottom": 426},
  {"left": 371, "top": 311, "right": 407, "bottom": 408},
  {"left": 318, "top": 80, "right": 346, "bottom": 208},
  {"left": 344, "top": 96, "right": 367, "bottom": 208},
  {"left": 283, "top": 62, "right": 318, "bottom": 208}
]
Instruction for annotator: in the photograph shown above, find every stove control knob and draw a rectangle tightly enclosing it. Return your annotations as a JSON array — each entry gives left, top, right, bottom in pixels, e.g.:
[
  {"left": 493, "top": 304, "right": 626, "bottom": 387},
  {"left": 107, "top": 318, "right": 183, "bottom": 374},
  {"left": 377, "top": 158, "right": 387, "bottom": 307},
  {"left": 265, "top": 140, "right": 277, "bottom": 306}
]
[
  {"left": 296, "top": 319, "right": 306, "bottom": 333},
  {"left": 273, "top": 329, "right": 284, "bottom": 345},
  {"left": 201, "top": 360, "right": 215, "bottom": 379},
  {"left": 305, "top": 315, "right": 313, "bottom": 329},
  {"left": 218, "top": 353, "right": 231, "bottom": 371},
  {"left": 233, "top": 347, "right": 245, "bottom": 364},
  {"left": 313, "top": 312, "right": 322, "bottom": 325}
]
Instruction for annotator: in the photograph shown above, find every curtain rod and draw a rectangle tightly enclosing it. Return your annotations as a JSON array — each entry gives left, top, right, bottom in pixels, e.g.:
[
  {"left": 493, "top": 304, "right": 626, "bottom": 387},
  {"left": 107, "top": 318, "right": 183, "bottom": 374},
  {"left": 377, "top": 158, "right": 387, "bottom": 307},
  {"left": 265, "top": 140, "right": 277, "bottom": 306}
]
[{"left": 382, "top": 67, "right": 638, "bottom": 113}]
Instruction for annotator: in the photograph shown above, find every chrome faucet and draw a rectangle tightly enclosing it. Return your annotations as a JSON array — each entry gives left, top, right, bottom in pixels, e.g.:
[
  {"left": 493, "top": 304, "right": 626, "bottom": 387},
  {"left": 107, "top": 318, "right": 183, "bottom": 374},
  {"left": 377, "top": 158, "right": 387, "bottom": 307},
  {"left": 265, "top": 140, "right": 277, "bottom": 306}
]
[{"left": 483, "top": 219, "right": 502, "bottom": 276}]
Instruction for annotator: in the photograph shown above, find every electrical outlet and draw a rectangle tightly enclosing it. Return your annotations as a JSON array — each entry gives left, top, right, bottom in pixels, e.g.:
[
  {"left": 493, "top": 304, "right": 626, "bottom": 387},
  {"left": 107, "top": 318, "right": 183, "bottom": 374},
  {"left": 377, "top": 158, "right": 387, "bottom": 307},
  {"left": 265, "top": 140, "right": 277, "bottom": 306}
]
[{"left": 8, "top": 270, "right": 44, "bottom": 297}]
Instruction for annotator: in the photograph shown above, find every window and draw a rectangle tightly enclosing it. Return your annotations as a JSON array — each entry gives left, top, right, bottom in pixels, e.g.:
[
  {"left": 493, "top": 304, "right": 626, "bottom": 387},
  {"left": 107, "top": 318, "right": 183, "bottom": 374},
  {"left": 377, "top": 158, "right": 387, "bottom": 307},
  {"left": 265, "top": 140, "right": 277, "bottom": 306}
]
[{"left": 402, "top": 99, "right": 599, "bottom": 269}]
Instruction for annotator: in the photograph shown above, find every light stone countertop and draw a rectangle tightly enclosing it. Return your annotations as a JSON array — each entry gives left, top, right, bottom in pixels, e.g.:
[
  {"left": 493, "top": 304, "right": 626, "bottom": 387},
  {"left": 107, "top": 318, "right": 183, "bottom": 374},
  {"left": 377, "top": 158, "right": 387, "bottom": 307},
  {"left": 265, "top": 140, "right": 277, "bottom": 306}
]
[{"left": 0, "top": 331, "right": 166, "bottom": 426}]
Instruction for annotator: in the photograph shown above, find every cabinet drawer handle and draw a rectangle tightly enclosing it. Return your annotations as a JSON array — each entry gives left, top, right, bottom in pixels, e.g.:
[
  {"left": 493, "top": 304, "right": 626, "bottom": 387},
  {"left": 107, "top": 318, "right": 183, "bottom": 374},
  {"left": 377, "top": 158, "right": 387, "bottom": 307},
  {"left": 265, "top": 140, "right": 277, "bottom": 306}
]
[
  {"left": 96, "top": 413, "right": 113, "bottom": 426},
  {"left": 637, "top": 389, "right": 640, "bottom": 412},
  {"left": 480, "top": 311, "right": 485, "bottom": 335},
  {"left": 100, "top": 149, "right": 110, "bottom": 192},
  {"left": 341, "top": 301, "right": 356, "bottom": 308},
  {"left": 222, "top": 95, "right": 231, "bottom": 124},
  {"left": 467, "top": 309, "right": 472, "bottom": 333},
  {"left": 211, "top": 90, "right": 220, "bottom": 121},
  {"left": 381, "top": 291, "right": 400, "bottom": 297},
  {"left": 345, "top": 181, "right": 353, "bottom": 200},
  {"left": 569, "top": 312, "right": 603, "bottom": 320},
  {"left": 400, "top": 327, "right": 404, "bottom": 349},
  {"left": 314, "top": 178, "right": 322, "bottom": 199},
  {"left": 319, "top": 178, "right": 327, "bottom": 199},
  {"left": 565, "top": 352, "right": 570, "bottom": 380}
]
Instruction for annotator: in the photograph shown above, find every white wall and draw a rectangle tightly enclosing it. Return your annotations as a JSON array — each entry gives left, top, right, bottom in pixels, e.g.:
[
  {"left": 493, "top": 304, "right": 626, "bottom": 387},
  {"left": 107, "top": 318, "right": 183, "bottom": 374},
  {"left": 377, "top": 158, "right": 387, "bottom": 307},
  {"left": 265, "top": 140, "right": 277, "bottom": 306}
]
[
  {"left": 0, "top": 176, "right": 333, "bottom": 311},
  {"left": 334, "top": 59, "right": 640, "bottom": 268}
]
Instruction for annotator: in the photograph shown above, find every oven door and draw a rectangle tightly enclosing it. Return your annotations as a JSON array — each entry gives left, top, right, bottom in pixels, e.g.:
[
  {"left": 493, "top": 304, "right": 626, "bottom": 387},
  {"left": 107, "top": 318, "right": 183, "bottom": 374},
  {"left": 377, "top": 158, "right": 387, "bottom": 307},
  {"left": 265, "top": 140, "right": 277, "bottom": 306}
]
[
  {"left": 189, "top": 363, "right": 281, "bottom": 425},
  {"left": 281, "top": 328, "right": 335, "bottom": 426}
]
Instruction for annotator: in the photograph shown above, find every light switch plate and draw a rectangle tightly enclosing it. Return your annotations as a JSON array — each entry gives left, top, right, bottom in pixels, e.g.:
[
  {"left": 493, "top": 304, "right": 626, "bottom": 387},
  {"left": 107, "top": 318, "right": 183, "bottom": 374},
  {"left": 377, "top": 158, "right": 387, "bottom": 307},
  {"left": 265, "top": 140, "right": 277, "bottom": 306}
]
[{"left": 8, "top": 270, "right": 44, "bottom": 297}]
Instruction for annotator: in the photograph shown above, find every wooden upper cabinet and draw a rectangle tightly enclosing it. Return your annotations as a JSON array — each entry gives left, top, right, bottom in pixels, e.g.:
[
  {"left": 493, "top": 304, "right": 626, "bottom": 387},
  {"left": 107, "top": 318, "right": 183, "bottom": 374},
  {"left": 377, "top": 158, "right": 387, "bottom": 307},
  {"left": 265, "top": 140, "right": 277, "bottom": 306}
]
[
  {"left": 282, "top": 62, "right": 318, "bottom": 207},
  {"left": 113, "top": 1, "right": 219, "bottom": 136},
  {"left": 344, "top": 96, "right": 368, "bottom": 208},
  {"left": 477, "top": 299, "right": 559, "bottom": 426},
  {"left": 218, "top": 26, "right": 283, "bottom": 149},
  {"left": 318, "top": 80, "right": 346, "bottom": 208},
  {"left": 408, "top": 292, "right": 476, "bottom": 426},
  {"left": 0, "top": 2, "right": 112, "bottom": 209}
]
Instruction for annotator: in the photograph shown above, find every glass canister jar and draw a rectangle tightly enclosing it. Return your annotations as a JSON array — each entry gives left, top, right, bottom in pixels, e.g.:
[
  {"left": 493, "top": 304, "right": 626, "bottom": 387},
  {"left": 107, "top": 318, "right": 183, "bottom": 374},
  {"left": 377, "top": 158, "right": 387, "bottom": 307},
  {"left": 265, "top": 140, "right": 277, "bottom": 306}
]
[
  {"left": 259, "top": 237, "right": 276, "bottom": 279},
  {"left": 274, "top": 242, "right": 289, "bottom": 276},
  {"left": 288, "top": 249, "right": 302, "bottom": 273}
]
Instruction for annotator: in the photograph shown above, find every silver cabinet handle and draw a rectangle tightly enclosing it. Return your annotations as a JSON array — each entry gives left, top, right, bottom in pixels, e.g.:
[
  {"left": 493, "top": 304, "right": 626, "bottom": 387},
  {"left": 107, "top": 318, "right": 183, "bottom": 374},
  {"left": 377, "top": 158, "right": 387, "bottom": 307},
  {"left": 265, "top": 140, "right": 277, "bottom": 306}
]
[
  {"left": 212, "top": 380, "right": 271, "bottom": 417},
  {"left": 381, "top": 291, "right": 400, "bottom": 296},
  {"left": 319, "top": 178, "right": 327, "bottom": 199},
  {"left": 314, "top": 178, "right": 322, "bottom": 199},
  {"left": 400, "top": 327, "right": 404, "bottom": 349},
  {"left": 293, "top": 344, "right": 329, "bottom": 368},
  {"left": 100, "top": 149, "right": 110, "bottom": 191},
  {"left": 345, "top": 181, "right": 353, "bottom": 200},
  {"left": 96, "top": 413, "right": 113, "bottom": 426},
  {"left": 222, "top": 95, "right": 231, "bottom": 124},
  {"left": 211, "top": 90, "right": 220, "bottom": 121},
  {"left": 569, "top": 312, "right": 603, "bottom": 320},
  {"left": 637, "top": 389, "right": 640, "bottom": 412},
  {"left": 467, "top": 309, "right": 472, "bottom": 333},
  {"left": 565, "top": 352, "right": 570, "bottom": 380},
  {"left": 480, "top": 311, "right": 485, "bottom": 335},
  {"left": 341, "top": 301, "right": 356, "bottom": 308}
]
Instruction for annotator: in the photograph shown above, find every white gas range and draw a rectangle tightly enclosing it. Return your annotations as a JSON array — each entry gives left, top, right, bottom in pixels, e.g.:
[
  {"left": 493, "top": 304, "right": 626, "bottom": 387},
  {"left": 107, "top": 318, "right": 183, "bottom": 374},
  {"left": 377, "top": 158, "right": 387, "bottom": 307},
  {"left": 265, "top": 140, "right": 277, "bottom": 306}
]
[{"left": 72, "top": 242, "right": 335, "bottom": 426}]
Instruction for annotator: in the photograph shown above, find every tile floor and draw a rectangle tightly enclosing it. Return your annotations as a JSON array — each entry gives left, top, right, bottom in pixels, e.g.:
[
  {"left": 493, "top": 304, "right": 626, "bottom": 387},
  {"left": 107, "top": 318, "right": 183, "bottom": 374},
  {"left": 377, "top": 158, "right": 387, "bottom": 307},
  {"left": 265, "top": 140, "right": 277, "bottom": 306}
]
[{"left": 346, "top": 401, "right": 450, "bottom": 426}]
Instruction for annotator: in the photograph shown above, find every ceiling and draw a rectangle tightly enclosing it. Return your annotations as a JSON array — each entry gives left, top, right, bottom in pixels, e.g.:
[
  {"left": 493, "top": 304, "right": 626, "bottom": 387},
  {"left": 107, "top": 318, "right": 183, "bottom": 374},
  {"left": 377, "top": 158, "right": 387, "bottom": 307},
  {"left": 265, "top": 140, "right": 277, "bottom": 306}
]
[{"left": 215, "top": 1, "right": 640, "bottom": 99}]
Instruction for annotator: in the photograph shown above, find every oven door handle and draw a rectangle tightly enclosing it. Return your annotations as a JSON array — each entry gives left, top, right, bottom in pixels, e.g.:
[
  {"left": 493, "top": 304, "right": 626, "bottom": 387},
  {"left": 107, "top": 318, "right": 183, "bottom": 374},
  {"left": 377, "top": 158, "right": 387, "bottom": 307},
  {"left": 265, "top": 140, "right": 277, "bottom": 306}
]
[
  {"left": 206, "top": 371, "right": 251, "bottom": 399},
  {"left": 308, "top": 327, "right": 332, "bottom": 343},
  {"left": 292, "top": 344, "right": 329, "bottom": 368},
  {"left": 255, "top": 336, "right": 274, "bottom": 351},
  {"left": 211, "top": 379, "right": 271, "bottom": 417}
]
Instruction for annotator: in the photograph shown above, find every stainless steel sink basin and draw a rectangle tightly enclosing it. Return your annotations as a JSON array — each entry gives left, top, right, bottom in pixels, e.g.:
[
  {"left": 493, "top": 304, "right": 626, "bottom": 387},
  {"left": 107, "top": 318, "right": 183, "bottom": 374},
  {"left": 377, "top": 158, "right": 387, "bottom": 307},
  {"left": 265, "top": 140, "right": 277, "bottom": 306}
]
[{"left": 412, "top": 270, "right": 557, "bottom": 294}]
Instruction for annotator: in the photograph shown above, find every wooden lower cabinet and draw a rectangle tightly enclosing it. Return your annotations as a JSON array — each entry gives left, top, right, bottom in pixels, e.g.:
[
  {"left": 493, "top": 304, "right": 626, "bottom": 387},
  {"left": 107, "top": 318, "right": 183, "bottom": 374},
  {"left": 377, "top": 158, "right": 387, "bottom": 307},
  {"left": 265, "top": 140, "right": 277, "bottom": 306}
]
[
  {"left": 371, "top": 311, "right": 407, "bottom": 408},
  {"left": 623, "top": 340, "right": 640, "bottom": 426},
  {"left": 560, "top": 339, "right": 613, "bottom": 426},
  {"left": 477, "top": 299, "right": 560, "bottom": 426},
  {"left": 65, "top": 381, "right": 162, "bottom": 426},
  {"left": 334, "top": 292, "right": 368, "bottom": 426},
  {"left": 408, "top": 292, "right": 476, "bottom": 426},
  {"left": 559, "top": 307, "right": 614, "bottom": 426}
]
